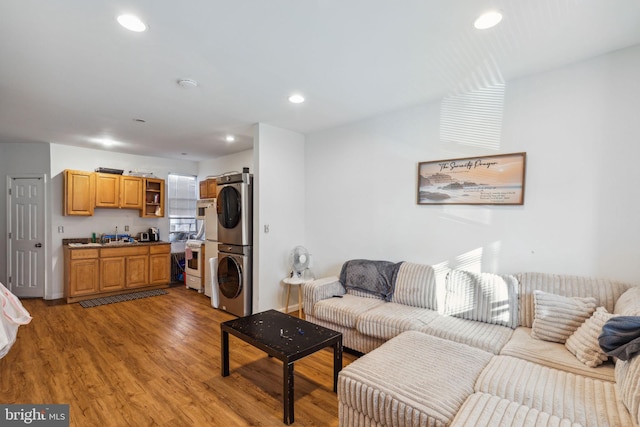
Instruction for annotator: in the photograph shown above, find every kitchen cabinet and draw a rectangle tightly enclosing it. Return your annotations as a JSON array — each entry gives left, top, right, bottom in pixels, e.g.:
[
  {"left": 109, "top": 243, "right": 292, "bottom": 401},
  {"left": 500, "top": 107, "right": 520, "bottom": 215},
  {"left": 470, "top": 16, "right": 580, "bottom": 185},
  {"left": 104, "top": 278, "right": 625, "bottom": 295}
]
[
  {"left": 100, "top": 256, "right": 125, "bottom": 291},
  {"left": 63, "top": 170, "right": 95, "bottom": 216},
  {"left": 101, "top": 246, "right": 149, "bottom": 289},
  {"left": 149, "top": 244, "right": 171, "bottom": 285},
  {"left": 199, "top": 178, "right": 217, "bottom": 199},
  {"left": 141, "top": 178, "right": 165, "bottom": 217},
  {"left": 121, "top": 176, "right": 144, "bottom": 209},
  {"left": 95, "top": 174, "right": 143, "bottom": 209},
  {"left": 65, "top": 248, "right": 100, "bottom": 297},
  {"left": 126, "top": 254, "right": 149, "bottom": 288},
  {"left": 63, "top": 169, "right": 159, "bottom": 215},
  {"left": 95, "top": 173, "right": 120, "bottom": 208},
  {"left": 64, "top": 243, "right": 170, "bottom": 303}
]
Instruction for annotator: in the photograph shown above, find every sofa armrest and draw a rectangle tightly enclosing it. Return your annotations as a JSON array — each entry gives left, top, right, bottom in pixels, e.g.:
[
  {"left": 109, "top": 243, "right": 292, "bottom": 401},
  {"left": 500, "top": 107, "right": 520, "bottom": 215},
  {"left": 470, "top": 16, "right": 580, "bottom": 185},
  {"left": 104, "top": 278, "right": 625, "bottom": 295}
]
[{"left": 303, "top": 276, "right": 345, "bottom": 317}]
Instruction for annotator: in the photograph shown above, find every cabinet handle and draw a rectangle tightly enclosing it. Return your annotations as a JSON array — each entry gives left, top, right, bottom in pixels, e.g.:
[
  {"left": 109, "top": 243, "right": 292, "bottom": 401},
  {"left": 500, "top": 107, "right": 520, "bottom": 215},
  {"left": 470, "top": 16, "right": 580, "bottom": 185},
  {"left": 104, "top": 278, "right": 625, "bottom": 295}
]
[{"left": 35, "top": 243, "right": 42, "bottom": 248}]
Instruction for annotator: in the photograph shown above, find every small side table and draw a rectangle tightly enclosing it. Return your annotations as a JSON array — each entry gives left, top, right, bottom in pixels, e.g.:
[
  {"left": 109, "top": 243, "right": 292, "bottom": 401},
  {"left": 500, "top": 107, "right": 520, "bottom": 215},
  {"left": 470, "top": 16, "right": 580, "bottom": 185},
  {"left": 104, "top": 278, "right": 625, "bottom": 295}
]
[{"left": 283, "top": 277, "right": 309, "bottom": 317}]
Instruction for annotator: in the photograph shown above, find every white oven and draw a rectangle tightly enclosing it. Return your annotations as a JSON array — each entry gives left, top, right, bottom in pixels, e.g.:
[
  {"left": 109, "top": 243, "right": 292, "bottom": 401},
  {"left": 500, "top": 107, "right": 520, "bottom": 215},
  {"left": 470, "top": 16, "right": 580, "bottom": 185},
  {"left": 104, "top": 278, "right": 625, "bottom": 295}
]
[
  {"left": 196, "top": 198, "right": 214, "bottom": 220},
  {"left": 185, "top": 239, "right": 205, "bottom": 292}
]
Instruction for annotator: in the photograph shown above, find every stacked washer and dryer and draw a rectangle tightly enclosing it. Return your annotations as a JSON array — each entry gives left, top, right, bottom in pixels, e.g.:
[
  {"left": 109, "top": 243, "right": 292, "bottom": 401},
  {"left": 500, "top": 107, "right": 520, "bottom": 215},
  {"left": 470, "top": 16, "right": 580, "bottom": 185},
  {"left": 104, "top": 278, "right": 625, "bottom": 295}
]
[{"left": 215, "top": 171, "right": 253, "bottom": 317}]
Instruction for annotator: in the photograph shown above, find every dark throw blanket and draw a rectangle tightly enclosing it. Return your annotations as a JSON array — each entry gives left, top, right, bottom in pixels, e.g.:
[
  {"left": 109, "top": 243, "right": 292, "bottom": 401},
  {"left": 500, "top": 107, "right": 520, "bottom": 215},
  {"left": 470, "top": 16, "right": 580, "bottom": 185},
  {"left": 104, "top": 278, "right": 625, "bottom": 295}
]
[
  {"left": 598, "top": 316, "right": 640, "bottom": 361},
  {"left": 339, "top": 259, "right": 403, "bottom": 301}
]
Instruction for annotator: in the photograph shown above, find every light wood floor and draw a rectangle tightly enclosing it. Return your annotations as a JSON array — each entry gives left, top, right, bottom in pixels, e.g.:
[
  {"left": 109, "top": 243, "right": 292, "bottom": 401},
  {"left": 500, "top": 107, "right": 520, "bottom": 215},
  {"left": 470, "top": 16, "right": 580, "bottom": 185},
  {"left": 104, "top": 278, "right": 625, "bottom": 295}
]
[{"left": 0, "top": 286, "right": 357, "bottom": 426}]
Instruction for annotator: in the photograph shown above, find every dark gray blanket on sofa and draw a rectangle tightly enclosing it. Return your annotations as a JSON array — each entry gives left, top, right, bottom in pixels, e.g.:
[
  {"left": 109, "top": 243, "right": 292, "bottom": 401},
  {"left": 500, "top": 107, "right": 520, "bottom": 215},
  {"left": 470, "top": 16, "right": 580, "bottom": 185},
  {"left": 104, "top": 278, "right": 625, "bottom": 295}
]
[
  {"left": 339, "top": 259, "right": 403, "bottom": 301},
  {"left": 598, "top": 316, "right": 640, "bottom": 361}
]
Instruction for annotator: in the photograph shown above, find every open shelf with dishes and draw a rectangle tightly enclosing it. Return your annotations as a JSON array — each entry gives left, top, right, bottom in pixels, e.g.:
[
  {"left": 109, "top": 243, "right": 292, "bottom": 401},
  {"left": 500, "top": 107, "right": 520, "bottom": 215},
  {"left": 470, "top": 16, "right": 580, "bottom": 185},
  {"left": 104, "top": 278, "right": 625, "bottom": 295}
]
[{"left": 141, "top": 178, "right": 165, "bottom": 217}]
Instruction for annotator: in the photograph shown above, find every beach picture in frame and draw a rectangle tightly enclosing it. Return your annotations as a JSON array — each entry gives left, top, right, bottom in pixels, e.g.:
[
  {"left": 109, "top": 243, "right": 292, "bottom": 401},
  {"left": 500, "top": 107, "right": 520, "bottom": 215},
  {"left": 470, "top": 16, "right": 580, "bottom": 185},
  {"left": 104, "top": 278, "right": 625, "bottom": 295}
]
[{"left": 417, "top": 152, "right": 526, "bottom": 205}]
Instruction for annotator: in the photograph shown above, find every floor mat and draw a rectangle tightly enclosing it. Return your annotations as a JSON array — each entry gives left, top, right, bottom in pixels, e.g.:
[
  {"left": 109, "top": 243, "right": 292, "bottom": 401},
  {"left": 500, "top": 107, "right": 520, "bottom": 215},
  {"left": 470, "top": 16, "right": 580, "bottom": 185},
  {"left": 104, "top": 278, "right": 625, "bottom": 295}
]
[{"left": 79, "top": 289, "right": 168, "bottom": 308}]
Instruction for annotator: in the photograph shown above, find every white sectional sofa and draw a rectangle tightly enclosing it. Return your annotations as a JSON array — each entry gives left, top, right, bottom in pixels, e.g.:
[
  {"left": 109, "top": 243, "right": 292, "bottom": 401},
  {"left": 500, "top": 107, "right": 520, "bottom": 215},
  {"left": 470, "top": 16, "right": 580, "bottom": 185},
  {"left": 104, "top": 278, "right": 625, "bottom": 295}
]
[{"left": 303, "top": 261, "right": 640, "bottom": 426}]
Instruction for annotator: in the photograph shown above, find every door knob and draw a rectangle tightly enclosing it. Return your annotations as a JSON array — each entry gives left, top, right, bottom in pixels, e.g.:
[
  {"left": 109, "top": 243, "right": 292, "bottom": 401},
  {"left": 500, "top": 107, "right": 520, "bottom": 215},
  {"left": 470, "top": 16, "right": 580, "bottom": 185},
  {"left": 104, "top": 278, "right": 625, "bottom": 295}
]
[{"left": 35, "top": 243, "right": 42, "bottom": 248}]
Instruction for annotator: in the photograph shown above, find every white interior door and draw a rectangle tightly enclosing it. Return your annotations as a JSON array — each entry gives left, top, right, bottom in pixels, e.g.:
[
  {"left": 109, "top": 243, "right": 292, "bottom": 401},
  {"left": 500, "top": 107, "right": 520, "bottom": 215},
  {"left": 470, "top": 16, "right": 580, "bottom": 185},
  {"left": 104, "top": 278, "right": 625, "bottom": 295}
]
[{"left": 8, "top": 177, "right": 45, "bottom": 298}]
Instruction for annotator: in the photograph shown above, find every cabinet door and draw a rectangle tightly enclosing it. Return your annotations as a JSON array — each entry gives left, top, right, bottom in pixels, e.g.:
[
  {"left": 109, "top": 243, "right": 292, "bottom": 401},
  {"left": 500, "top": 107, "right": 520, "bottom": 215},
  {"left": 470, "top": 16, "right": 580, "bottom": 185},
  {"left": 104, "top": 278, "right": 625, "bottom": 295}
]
[
  {"left": 95, "top": 173, "right": 120, "bottom": 208},
  {"left": 199, "top": 180, "right": 208, "bottom": 199},
  {"left": 120, "top": 176, "right": 143, "bottom": 209},
  {"left": 206, "top": 179, "right": 217, "bottom": 199},
  {"left": 126, "top": 255, "right": 149, "bottom": 288},
  {"left": 100, "top": 257, "right": 126, "bottom": 291},
  {"left": 69, "top": 259, "right": 100, "bottom": 296},
  {"left": 64, "top": 170, "right": 95, "bottom": 216},
  {"left": 149, "top": 252, "right": 171, "bottom": 285}
]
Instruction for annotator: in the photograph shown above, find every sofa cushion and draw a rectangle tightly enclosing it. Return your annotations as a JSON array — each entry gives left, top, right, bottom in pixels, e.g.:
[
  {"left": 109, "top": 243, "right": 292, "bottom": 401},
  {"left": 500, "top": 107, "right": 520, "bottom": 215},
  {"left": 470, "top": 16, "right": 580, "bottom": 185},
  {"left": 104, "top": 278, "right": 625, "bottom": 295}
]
[
  {"left": 302, "top": 276, "right": 345, "bottom": 317},
  {"left": 500, "top": 327, "right": 615, "bottom": 381},
  {"left": 304, "top": 314, "right": 386, "bottom": 354},
  {"left": 338, "top": 331, "right": 493, "bottom": 426},
  {"left": 313, "top": 294, "right": 384, "bottom": 329},
  {"left": 390, "top": 262, "right": 439, "bottom": 310},
  {"left": 444, "top": 270, "right": 519, "bottom": 329},
  {"left": 356, "top": 303, "right": 439, "bottom": 340},
  {"left": 614, "top": 285, "right": 640, "bottom": 315},
  {"left": 476, "top": 355, "right": 634, "bottom": 427},
  {"left": 420, "top": 315, "right": 515, "bottom": 355},
  {"left": 451, "top": 392, "right": 581, "bottom": 427},
  {"left": 615, "top": 353, "right": 640, "bottom": 426},
  {"left": 565, "top": 307, "right": 615, "bottom": 367},
  {"left": 516, "top": 272, "right": 632, "bottom": 328},
  {"left": 531, "top": 290, "right": 596, "bottom": 343}
]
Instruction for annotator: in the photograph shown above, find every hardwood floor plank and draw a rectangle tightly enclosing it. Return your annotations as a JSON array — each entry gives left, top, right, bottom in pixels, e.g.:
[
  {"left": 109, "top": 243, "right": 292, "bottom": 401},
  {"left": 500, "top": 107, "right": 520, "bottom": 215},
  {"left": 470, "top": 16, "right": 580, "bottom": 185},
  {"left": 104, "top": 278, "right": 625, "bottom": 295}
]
[{"left": 0, "top": 286, "right": 357, "bottom": 426}]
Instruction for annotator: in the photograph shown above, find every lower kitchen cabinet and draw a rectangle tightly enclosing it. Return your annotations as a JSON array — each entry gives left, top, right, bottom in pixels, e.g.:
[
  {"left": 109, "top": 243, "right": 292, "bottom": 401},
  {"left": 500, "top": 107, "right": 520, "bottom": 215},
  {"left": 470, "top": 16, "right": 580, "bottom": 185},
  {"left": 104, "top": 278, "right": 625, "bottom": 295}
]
[
  {"left": 149, "top": 245, "right": 171, "bottom": 285},
  {"left": 64, "top": 243, "right": 170, "bottom": 303},
  {"left": 66, "top": 249, "right": 100, "bottom": 296},
  {"left": 100, "top": 257, "right": 125, "bottom": 291},
  {"left": 126, "top": 254, "right": 149, "bottom": 288}
]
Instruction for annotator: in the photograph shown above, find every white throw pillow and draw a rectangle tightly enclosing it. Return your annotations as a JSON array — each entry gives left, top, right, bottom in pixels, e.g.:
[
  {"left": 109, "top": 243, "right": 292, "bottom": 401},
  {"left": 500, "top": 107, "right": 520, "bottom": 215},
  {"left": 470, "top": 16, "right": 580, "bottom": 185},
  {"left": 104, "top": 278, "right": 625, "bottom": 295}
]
[
  {"left": 444, "top": 270, "right": 519, "bottom": 329},
  {"left": 531, "top": 290, "right": 596, "bottom": 343},
  {"left": 565, "top": 306, "right": 615, "bottom": 367}
]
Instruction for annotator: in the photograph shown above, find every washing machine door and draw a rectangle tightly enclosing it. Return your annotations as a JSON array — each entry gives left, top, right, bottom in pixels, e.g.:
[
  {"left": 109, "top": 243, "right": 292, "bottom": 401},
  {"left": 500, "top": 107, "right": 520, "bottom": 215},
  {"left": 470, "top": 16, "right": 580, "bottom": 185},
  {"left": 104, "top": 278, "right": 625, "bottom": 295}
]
[
  {"left": 217, "top": 255, "right": 243, "bottom": 299},
  {"left": 217, "top": 186, "right": 242, "bottom": 230}
]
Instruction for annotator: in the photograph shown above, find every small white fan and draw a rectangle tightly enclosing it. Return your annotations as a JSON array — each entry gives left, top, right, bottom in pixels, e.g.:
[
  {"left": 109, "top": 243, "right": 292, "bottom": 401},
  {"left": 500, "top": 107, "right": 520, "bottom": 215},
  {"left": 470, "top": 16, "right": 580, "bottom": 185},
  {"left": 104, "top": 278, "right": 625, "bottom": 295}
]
[{"left": 290, "top": 245, "right": 310, "bottom": 279}]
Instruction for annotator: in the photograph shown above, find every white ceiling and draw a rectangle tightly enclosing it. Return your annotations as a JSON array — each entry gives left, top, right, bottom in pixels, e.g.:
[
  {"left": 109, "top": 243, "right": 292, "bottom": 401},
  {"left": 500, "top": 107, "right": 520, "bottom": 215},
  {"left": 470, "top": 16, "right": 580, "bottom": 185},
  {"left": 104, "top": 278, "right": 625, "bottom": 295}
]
[{"left": 1, "top": 0, "right": 639, "bottom": 161}]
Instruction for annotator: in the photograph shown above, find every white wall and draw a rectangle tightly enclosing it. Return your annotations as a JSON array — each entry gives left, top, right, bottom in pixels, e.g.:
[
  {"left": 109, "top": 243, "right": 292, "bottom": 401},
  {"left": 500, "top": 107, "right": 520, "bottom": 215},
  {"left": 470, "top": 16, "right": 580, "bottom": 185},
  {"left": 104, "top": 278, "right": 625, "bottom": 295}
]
[
  {"left": 198, "top": 149, "right": 254, "bottom": 180},
  {"left": 49, "top": 144, "right": 198, "bottom": 298},
  {"left": 254, "top": 123, "right": 305, "bottom": 312},
  {"left": 305, "top": 44, "right": 640, "bottom": 284}
]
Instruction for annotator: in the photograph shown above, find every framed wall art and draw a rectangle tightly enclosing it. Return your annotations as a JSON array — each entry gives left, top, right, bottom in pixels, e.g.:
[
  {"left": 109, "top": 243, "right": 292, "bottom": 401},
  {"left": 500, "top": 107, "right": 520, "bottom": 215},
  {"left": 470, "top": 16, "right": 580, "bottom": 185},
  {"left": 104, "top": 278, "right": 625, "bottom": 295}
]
[{"left": 417, "top": 152, "right": 526, "bottom": 205}]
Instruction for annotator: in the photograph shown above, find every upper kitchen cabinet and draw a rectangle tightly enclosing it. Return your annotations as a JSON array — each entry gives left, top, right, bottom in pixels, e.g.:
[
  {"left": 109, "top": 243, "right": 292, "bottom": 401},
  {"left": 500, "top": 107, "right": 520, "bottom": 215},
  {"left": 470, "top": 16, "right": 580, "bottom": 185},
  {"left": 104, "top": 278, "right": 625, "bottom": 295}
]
[
  {"left": 141, "top": 178, "right": 165, "bottom": 217},
  {"left": 95, "top": 174, "right": 143, "bottom": 209},
  {"left": 64, "top": 169, "right": 95, "bottom": 216},
  {"left": 120, "top": 176, "right": 144, "bottom": 209},
  {"left": 199, "top": 178, "right": 217, "bottom": 199},
  {"left": 95, "top": 173, "right": 119, "bottom": 208},
  {"left": 64, "top": 169, "right": 162, "bottom": 216}
]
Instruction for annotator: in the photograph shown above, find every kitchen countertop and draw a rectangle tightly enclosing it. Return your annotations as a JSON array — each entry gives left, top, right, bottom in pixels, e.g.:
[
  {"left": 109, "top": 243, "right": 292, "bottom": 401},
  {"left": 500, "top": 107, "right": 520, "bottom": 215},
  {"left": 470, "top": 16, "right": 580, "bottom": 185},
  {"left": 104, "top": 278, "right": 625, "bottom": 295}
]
[{"left": 63, "top": 238, "right": 169, "bottom": 248}]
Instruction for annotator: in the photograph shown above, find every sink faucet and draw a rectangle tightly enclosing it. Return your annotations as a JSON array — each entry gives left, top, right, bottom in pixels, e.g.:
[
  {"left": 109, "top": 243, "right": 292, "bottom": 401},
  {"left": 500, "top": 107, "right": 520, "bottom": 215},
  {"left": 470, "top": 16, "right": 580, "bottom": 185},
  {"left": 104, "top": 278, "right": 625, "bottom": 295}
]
[{"left": 115, "top": 226, "right": 118, "bottom": 242}]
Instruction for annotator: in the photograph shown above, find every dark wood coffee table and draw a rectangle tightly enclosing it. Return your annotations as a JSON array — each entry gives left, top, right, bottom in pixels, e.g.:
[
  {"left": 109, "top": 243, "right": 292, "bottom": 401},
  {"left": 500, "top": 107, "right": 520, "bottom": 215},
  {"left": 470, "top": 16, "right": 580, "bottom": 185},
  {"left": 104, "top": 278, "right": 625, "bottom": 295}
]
[{"left": 221, "top": 309, "right": 343, "bottom": 425}]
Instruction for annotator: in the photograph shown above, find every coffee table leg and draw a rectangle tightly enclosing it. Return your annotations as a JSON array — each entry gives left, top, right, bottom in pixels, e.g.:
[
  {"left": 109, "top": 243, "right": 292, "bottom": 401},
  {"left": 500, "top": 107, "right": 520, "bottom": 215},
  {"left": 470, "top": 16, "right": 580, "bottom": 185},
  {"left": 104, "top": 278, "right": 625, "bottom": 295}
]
[
  {"left": 221, "top": 330, "right": 229, "bottom": 376},
  {"left": 333, "top": 338, "right": 343, "bottom": 392},
  {"left": 283, "top": 361, "right": 294, "bottom": 424}
]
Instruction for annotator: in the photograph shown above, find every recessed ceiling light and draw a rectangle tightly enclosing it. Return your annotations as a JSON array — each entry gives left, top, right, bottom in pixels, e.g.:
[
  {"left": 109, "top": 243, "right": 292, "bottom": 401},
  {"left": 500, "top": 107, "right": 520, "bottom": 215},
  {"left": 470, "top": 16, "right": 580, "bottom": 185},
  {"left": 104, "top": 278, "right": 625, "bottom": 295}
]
[
  {"left": 133, "top": 118, "right": 146, "bottom": 123},
  {"left": 177, "top": 79, "right": 198, "bottom": 89},
  {"left": 288, "top": 94, "right": 305, "bottom": 104},
  {"left": 117, "top": 14, "right": 147, "bottom": 32},
  {"left": 225, "top": 135, "right": 236, "bottom": 143},
  {"left": 474, "top": 10, "right": 503, "bottom": 30}
]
